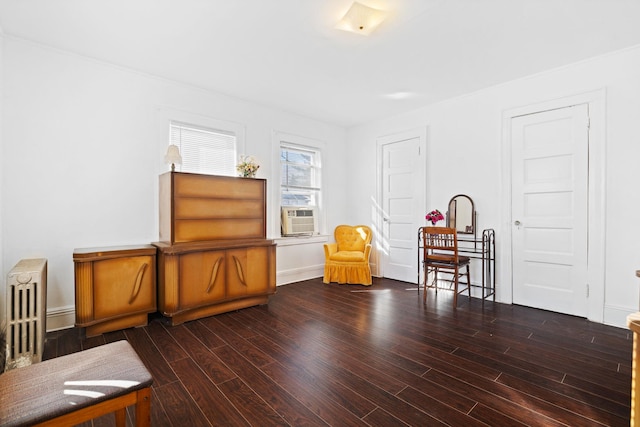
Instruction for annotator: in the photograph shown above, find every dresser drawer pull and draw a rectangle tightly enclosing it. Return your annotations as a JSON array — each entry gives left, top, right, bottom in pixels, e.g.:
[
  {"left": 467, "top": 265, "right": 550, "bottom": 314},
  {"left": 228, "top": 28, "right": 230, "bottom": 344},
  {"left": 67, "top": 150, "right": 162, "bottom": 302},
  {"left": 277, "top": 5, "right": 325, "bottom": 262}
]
[
  {"left": 232, "top": 255, "right": 246, "bottom": 286},
  {"left": 206, "top": 256, "right": 224, "bottom": 294},
  {"left": 128, "top": 263, "right": 148, "bottom": 304}
]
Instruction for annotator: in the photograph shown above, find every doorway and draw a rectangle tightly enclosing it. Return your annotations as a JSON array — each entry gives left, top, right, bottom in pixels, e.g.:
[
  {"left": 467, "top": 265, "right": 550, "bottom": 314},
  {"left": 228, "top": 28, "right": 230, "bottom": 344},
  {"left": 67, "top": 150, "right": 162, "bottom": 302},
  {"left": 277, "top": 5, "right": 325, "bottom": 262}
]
[
  {"left": 501, "top": 90, "right": 606, "bottom": 322},
  {"left": 377, "top": 128, "right": 427, "bottom": 283},
  {"left": 511, "top": 104, "right": 589, "bottom": 316}
]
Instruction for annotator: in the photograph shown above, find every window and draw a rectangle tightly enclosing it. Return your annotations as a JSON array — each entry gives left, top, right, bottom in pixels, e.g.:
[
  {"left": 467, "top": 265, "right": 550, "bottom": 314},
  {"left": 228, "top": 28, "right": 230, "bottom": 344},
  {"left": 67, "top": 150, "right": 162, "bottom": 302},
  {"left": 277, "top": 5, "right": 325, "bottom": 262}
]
[
  {"left": 280, "top": 142, "right": 322, "bottom": 209},
  {"left": 170, "top": 121, "right": 237, "bottom": 176}
]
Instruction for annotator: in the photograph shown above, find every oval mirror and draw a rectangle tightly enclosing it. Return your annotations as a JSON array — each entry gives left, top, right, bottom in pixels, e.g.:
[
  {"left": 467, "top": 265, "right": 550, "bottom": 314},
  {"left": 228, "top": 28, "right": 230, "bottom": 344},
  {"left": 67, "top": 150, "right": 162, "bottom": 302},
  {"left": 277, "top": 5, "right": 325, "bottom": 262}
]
[{"left": 447, "top": 194, "right": 475, "bottom": 234}]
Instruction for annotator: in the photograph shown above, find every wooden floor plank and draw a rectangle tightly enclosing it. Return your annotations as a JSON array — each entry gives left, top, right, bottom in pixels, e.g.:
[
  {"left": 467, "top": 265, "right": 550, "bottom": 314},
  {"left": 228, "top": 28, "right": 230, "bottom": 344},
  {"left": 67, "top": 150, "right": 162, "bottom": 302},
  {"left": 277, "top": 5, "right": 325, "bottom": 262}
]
[
  {"left": 40, "top": 277, "right": 632, "bottom": 426},
  {"left": 165, "top": 323, "right": 237, "bottom": 385},
  {"left": 496, "top": 372, "right": 629, "bottom": 424},
  {"left": 260, "top": 360, "right": 370, "bottom": 427},
  {"left": 216, "top": 376, "right": 289, "bottom": 426},
  {"left": 123, "top": 326, "right": 178, "bottom": 387},
  {"left": 153, "top": 381, "right": 210, "bottom": 427},
  {"left": 170, "top": 357, "right": 250, "bottom": 426},
  {"left": 211, "top": 343, "right": 329, "bottom": 426},
  {"left": 246, "top": 334, "right": 379, "bottom": 419}
]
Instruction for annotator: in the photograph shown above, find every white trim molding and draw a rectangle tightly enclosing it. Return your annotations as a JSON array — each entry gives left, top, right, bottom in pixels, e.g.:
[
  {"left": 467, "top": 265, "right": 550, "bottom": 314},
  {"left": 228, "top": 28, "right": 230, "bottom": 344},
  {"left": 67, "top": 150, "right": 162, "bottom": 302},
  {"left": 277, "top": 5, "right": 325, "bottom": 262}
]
[{"left": 46, "top": 305, "right": 76, "bottom": 332}]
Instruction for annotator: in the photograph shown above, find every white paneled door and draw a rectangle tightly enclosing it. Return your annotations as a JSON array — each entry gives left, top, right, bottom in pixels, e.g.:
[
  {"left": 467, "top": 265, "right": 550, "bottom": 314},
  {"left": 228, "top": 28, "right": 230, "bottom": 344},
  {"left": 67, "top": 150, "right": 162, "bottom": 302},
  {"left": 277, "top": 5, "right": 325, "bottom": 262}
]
[
  {"left": 380, "top": 132, "right": 424, "bottom": 283},
  {"left": 511, "top": 104, "right": 589, "bottom": 316}
]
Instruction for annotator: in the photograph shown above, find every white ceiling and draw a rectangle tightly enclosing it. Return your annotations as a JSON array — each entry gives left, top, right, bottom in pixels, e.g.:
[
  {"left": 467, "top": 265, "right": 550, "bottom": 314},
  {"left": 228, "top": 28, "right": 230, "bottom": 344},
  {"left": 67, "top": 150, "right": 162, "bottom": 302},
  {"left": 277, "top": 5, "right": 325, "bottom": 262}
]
[{"left": 1, "top": 0, "right": 639, "bottom": 128}]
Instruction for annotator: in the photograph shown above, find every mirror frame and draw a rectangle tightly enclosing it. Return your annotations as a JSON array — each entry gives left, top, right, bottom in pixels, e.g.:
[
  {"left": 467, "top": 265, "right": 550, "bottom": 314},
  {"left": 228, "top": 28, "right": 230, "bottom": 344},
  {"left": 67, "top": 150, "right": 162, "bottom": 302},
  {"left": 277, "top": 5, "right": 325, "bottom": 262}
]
[{"left": 447, "top": 194, "right": 475, "bottom": 234}]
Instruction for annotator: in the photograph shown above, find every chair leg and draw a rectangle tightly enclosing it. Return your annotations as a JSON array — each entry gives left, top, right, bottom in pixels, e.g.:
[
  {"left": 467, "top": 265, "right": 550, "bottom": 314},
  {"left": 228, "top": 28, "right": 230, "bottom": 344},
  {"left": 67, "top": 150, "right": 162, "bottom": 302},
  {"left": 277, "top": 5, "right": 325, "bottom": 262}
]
[
  {"left": 422, "top": 265, "right": 433, "bottom": 305},
  {"left": 115, "top": 409, "right": 126, "bottom": 427},
  {"left": 453, "top": 266, "right": 459, "bottom": 308},
  {"left": 423, "top": 270, "right": 427, "bottom": 305},
  {"left": 423, "top": 267, "right": 434, "bottom": 305},
  {"left": 433, "top": 268, "right": 438, "bottom": 294},
  {"left": 135, "top": 387, "right": 152, "bottom": 427},
  {"left": 466, "top": 265, "right": 471, "bottom": 299}
]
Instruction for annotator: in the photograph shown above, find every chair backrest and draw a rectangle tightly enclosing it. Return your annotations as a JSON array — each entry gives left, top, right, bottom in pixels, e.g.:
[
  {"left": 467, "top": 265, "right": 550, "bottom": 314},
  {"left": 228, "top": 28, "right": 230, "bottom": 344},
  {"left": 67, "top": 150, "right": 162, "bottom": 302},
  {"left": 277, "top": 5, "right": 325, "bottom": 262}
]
[
  {"left": 334, "top": 225, "right": 372, "bottom": 252},
  {"left": 422, "top": 226, "right": 459, "bottom": 263}
]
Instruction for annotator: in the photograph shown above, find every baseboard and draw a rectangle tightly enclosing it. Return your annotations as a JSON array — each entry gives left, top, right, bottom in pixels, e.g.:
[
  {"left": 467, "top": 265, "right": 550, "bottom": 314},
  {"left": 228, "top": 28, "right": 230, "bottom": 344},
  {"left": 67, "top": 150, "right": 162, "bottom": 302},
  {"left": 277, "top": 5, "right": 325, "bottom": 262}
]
[
  {"left": 277, "top": 265, "right": 323, "bottom": 286},
  {"left": 603, "top": 304, "right": 635, "bottom": 330},
  {"left": 46, "top": 305, "right": 75, "bottom": 331}
]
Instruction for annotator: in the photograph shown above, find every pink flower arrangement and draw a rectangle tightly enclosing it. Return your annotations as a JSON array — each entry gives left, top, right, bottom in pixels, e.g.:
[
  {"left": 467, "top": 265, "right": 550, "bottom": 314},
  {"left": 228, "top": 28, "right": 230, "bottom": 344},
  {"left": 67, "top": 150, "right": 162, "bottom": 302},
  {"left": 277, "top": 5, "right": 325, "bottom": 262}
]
[{"left": 425, "top": 209, "right": 444, "bottom": 225}]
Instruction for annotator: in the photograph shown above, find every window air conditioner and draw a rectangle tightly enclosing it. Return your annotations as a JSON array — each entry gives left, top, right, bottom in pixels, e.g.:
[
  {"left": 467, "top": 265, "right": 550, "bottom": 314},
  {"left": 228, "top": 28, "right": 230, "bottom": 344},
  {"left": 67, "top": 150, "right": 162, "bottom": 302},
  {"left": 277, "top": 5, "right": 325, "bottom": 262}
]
[{"left": 281, "top": 207, "right": 316, "bottom": 236}]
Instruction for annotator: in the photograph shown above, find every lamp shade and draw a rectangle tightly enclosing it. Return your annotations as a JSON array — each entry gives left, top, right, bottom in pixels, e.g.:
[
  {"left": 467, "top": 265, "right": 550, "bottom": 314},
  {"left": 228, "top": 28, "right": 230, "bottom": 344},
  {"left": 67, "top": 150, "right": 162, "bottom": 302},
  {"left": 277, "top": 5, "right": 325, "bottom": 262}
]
[{"left": 164, "top": 144, "right": 182, "bottom": 171}]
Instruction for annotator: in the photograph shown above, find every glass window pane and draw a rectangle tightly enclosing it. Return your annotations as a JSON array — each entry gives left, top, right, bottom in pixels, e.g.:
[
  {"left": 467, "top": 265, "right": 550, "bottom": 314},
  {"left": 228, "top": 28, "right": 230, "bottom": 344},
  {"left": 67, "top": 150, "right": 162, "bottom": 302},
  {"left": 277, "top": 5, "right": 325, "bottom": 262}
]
[
  {"left": 282, "top": 149, "right": 313, "bottom": 165},
  {"left": 282, "top": 164, "right": 312, "bottom": 187},
  {"left": 281, "top": 191, "right": 313, "bottom": 206}
]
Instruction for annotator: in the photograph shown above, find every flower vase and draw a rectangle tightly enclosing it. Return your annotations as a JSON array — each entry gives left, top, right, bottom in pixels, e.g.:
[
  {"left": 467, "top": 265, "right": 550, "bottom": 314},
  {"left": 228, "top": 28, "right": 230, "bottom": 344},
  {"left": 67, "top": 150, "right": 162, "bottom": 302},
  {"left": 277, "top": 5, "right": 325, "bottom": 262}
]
[
  {"left": 236, "top": 155, "right": 259, "bottom": 178},
  {"left": 425, "top": 209, "right": 444, "bottom": 227}
]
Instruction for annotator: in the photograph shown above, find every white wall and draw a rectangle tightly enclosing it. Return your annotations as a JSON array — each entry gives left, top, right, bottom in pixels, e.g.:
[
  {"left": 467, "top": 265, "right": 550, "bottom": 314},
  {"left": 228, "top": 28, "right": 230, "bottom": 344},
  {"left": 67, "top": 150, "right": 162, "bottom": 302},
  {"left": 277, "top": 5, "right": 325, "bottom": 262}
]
[
  {"left": 347, "top": 45, "right": 640, "bottom": 328},
  {"left": 1, "top": 37, "right": 348, "bottom": 330}
]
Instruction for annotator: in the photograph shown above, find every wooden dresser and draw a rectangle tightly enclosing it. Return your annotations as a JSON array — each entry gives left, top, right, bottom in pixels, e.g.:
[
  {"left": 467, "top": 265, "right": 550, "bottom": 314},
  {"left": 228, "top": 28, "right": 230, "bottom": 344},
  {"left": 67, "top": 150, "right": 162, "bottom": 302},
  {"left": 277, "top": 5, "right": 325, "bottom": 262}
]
[{"left": 154, "top": 172, "right": 276, "bottom": 325}]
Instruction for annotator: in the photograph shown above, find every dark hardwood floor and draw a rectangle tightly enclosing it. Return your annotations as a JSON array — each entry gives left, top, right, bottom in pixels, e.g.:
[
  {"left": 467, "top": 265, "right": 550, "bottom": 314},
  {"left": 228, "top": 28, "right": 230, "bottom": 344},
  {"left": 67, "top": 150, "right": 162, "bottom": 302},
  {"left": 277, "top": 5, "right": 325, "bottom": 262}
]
[{"left": 44, "top": 278, "right": 633, "bottom": 426}]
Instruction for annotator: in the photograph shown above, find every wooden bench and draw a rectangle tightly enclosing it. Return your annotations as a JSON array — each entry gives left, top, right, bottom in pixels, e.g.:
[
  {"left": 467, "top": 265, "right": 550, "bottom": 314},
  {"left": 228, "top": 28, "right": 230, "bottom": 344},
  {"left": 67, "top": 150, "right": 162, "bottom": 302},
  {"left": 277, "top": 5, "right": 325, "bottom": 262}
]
[{"left": 0, "top": 340, "right": 152, "bottom": 427}]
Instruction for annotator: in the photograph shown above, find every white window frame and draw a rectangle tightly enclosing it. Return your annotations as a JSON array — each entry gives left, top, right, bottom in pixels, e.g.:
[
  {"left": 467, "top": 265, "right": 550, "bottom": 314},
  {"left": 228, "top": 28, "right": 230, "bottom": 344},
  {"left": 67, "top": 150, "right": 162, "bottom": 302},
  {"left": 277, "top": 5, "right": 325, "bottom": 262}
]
[{"left": 272, "top": 131, "right": 325, "bottom": 238}]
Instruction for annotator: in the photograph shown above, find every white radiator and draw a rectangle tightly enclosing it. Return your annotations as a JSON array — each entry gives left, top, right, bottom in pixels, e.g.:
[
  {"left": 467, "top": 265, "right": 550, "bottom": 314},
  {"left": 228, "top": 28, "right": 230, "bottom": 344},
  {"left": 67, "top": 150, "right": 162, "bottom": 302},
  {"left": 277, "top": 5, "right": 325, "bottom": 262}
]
[{"left": 5, "top": 258, "right": 47, "bottom": 371}]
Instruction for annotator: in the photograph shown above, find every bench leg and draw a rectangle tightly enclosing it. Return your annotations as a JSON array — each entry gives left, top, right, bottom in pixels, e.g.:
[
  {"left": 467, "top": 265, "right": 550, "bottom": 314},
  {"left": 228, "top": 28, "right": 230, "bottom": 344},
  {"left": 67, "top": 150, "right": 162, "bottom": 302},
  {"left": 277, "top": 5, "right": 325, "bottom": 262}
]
[
  {"left": 115, "top": 408, "right": 126, "bottom": 427},
  {"left": 135, "top": 387, "right": 152, "bottom": 427}
]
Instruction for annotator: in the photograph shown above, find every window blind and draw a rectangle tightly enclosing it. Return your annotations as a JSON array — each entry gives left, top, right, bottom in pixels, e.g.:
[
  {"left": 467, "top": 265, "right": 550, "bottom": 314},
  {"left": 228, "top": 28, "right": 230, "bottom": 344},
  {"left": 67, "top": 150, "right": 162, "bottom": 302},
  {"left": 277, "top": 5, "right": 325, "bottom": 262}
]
[{"left": 170, "top": 121, "right": 236, "bottom": 176}]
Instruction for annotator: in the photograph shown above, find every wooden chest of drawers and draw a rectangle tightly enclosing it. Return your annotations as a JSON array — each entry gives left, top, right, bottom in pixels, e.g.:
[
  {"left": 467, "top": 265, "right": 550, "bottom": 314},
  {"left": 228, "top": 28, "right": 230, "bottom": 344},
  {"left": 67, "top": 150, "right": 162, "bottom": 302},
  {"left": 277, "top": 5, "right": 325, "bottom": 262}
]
[{"left": 155, "top": 172, "right": 276, "bottom": 324}]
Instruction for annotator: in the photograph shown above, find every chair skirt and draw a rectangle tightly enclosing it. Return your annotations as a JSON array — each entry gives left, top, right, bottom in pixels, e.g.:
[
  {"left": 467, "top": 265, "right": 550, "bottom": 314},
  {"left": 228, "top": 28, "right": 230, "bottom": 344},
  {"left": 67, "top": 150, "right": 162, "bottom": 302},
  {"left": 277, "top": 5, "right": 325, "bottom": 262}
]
[{"left": 323, "top": 261, "right": 372, "bottom": 285}]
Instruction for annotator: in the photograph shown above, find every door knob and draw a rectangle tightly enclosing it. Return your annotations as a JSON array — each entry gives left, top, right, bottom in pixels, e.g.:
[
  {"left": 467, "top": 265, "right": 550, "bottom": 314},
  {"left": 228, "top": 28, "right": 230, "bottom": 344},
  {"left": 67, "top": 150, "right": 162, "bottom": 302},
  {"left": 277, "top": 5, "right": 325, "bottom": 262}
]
[{"left": 514, "top": 220, "right": 521, "bottom": 226}]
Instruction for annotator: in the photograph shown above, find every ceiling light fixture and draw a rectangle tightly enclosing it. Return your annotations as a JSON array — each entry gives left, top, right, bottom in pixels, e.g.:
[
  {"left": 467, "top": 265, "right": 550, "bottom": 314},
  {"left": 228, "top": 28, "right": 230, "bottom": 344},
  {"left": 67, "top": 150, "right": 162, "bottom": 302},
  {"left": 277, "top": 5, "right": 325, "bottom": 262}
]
[{"left": 336, "top": 2, "right": 387, "bottom": 36}]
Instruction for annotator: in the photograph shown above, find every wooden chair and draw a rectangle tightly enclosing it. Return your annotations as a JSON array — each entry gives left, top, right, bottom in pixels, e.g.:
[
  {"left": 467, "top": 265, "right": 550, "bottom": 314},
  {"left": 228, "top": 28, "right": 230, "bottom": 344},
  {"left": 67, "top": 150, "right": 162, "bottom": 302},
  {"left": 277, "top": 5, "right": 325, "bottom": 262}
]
[{"left": 421, "top": 226, "right": 471, "bottom": 307}]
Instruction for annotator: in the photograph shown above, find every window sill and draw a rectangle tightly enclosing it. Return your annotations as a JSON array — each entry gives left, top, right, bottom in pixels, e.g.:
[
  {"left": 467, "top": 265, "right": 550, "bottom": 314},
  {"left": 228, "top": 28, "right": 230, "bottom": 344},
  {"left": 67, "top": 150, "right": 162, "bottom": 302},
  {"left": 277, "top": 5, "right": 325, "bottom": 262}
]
[{"left": 274, "top": 235, "right": 329, "bottom": 246}]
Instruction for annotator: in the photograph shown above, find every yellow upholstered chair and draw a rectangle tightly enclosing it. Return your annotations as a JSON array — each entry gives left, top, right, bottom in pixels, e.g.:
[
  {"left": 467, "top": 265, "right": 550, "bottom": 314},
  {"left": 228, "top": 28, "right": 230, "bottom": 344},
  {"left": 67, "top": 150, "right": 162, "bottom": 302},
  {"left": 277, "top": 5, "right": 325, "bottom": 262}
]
[{"left": 323, "top": 225, "right": 372, "bottom": 285}]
